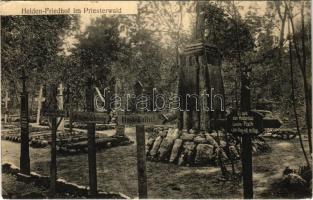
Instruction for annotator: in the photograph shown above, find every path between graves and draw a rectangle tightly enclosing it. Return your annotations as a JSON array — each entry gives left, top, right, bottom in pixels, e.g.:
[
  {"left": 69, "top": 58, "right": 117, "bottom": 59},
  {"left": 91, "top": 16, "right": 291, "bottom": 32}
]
[{"left": 1, "top": 127, "right": 310, "bottom": 198}]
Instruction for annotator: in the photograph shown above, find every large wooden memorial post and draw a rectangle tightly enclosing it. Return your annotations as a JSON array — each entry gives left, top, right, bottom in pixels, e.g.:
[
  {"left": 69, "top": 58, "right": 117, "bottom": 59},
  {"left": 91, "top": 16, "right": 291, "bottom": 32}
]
[
  {"left": 20, "top": 69, "right": 30, "bottom": 175},
  {"left": 179, "top": 2, "right": 224, "bottom": 132}
]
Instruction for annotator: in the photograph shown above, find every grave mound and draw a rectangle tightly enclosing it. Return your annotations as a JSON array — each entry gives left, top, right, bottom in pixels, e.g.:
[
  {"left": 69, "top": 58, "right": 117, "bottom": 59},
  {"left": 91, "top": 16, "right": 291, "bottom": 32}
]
[
  {"left": 2, "top": 129, "right": 133, "bottom": 154},
  {"left": 146, "top": 127, "right": 271, "bottom": 166}
]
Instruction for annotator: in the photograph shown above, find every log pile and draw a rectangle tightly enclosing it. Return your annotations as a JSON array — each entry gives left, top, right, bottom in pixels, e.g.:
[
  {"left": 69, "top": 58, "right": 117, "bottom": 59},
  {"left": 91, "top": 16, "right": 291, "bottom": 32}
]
[{"left": 146, "top": 127, "right": 271, "bottom": 166}]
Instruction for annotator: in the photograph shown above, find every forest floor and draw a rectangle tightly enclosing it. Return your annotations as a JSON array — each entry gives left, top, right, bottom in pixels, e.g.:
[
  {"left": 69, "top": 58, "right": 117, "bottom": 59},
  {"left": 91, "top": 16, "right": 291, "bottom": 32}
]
[{"left": 1, "top": 127, "right": 311, "bottom": 199}]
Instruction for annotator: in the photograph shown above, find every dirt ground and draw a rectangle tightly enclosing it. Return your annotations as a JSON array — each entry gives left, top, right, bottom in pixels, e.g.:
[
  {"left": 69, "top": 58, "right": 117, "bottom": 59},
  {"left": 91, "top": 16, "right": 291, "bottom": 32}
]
[{"left": 1, "top": 127, "right": 311, "bottom": 198}]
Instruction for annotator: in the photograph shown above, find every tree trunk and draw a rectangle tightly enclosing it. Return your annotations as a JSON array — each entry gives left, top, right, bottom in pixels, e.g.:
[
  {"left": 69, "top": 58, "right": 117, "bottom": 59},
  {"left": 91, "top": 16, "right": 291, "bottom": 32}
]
[
  {"left": 300, "top": 2, "right": 312, "bottom": 155},
  {"left": 288, "top": 24, "right": 310, "bottom": 166},
  {"left": 286, "top": 2, "right": 312, "bottom": 155}
]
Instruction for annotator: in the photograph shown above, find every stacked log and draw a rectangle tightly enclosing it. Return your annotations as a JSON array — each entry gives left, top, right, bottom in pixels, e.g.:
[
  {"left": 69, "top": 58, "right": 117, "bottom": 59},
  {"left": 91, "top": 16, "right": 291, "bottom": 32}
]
[{"left": 146, "top": 127, "right": 270, "bottom": 166}]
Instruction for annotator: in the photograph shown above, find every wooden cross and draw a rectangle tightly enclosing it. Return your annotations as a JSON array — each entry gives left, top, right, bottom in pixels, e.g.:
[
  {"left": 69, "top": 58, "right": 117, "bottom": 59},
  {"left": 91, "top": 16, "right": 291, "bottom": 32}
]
[
  {"left": 68, "top": 78, "right": 110, "bottom": 196},
  {"left": 3, "top": 91, "right": 11, "bottom": 123},
  {"left": 57, "top": 83, "right": 64, "bottom": 95},
  {"left": 42, "top": 84, "right": 65, "bottom": 197},
  {"left": 35, "top": 85, "right": 45, "bottom": 124},
  {"left": 4, "top": 91, "right": 10, "bottom": 108},
  {"left": 57, "top": 83, "right": 65, "bottom": 133}
]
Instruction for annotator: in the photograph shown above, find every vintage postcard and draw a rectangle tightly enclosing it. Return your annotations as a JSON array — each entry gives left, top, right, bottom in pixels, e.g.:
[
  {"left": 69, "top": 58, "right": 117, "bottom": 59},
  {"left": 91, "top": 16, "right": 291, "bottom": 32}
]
[{"left": 1, "top": 1, "right": 312, "bottom": 199}]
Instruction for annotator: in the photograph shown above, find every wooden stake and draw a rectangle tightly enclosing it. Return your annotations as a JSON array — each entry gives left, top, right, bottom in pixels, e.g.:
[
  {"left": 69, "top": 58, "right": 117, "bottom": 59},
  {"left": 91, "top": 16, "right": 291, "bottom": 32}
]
[{"left": 86, "top": 78, "right": 97, "bottom": 196}]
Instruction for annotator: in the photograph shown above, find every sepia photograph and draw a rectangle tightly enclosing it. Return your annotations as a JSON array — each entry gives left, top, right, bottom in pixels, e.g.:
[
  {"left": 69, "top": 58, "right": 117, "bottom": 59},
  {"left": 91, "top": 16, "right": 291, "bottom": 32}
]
[{"left": 1, "top": 1, "right": 312, "bottom": 199}]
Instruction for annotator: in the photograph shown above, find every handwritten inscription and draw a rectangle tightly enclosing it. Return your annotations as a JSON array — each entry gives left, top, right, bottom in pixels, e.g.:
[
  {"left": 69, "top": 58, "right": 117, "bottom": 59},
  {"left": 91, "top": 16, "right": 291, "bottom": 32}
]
[{"left": 231, "top": 112, "right": 258, "bottom": 135}]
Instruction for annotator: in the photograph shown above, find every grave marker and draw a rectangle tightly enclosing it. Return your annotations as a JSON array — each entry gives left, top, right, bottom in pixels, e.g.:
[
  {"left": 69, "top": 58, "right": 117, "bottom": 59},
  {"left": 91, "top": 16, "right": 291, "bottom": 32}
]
[
  {"left": 117, "top": 112, "right": 166, "bottom": 199},
  {"left": 68, "top": 79, "right": 111, "bottom": 197},
  {"left": 133, "top": 81, "right": 148, "bottom": 199},
  {"left": 136, "top": 125, "right": 148, "bottom": 199},
  {"left": 35, "top": 85, "right": 45, "bottom": 124},
  {"left": 43, "top": 84, "right": 66, "bottom": 197},
  {"left": 115, "top": 125, "right": 125, "bottom": 137},
  {"left": 20, "top": 69, "right": 30, "bottom": 175},
  {"left": 85, "top": 78, "right": 97, "bottom": 196},
  {"left": 240, "top": 64, "right": 253, "bottom": 199},
  {"left": 115, "top": 81, "right": 167, "bottom": 199},
  {"left": 223, "top": 65, "right": 281, "bottom": 199},
  {"left": 47, "top": 84, "right": 58, "bottom": 196},
  {"left": 3, "top": 91, "right": 11, "bottom": 123}
]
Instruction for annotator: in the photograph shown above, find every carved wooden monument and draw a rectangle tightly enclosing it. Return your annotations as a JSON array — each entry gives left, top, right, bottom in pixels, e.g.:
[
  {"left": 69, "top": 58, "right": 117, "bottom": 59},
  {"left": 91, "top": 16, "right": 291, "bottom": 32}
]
[{"left": 178, "top": 3, "right": 224, "bottom": 132}]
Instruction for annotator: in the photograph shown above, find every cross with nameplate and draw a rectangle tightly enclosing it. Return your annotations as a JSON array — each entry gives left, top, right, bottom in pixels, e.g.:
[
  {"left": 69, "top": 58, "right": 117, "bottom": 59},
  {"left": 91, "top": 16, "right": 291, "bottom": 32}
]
[
  {"left": 42, "top": 84, "right": 66, "bottom": 197},
  {"left": 116, "top": 81, "right": 167, "bottom": 199},
  {"left": 70, "top": 78, "right": 110, "bottom": 197}
]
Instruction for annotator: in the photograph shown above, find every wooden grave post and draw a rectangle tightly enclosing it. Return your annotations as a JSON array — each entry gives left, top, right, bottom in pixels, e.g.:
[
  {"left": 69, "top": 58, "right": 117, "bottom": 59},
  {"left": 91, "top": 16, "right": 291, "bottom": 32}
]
[
  {"left": 69, "top": 79, "right": 110, "bottom": 196},
  {"left": 240, "top": 64, "right": 253, "bottom": 199},
  {"left": 136, "top": 124, "right": 147, "bottom": 198},
  {"left": 3, "top": 91, "right": 11, "bottom": 123},
  {"left": 116, "top": 81, "right": 166, "bottom": 199},
  {"left": 43, "top": 84, "right": 66, "bottom": 196},
  {"left": 134, "top": 81, "right": 147, "bottom": 199},
  {"left": 19, "top": 69, "right": 30, "bottom": 175},
  {"left": 35, "top": 85, "right": 45, "bottom": 124},
  {"left": 118, "top": 113, "right": 165, "bottom": 199},
  {"left": 45, "top": 84, "right": 58, "bottom": 196},
  {"left": 86, "top": 78, "right": 97, "bottom": 196}
]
